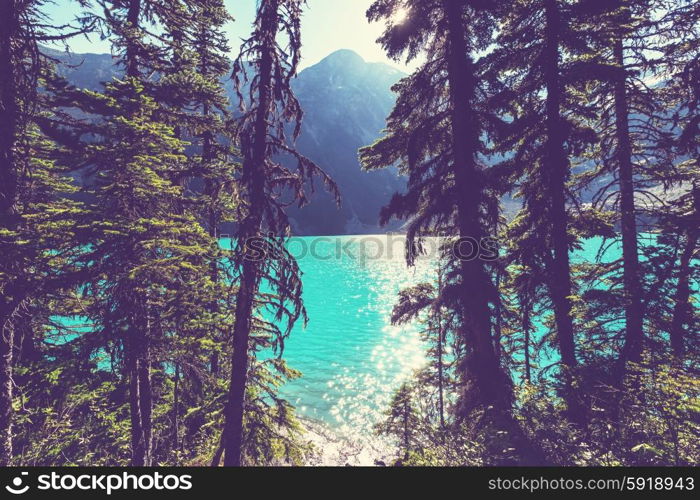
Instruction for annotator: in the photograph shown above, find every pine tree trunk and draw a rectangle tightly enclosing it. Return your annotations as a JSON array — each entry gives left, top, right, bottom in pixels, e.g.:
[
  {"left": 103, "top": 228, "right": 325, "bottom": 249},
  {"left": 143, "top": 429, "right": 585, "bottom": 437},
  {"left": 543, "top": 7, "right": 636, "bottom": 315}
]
[
  {"left": 0, "top": 0, "right": 18, "bottom": 467},
  {"left": 125, "top": 0, "right": 144, "bottom": 467},
  {"left": 403, "top": 400, "right": 410, "bottom": 461},
  {"left": 0, "top": 319, "right": 14, "bottom": 466},
  {"left": 0, "top": 0, "right": 17, "bottom": 220},
  {"left": 436, "top": 316, "right": 446, "bottom": 430},
  {"left": 435, "top": 262, "right": 446, "bottom": 429},
  {"left": 493, "top": 272, "right": 503, "bottom": 364},
  {"left": 670, "top": 229, "right": 698, "bottom": 357},
  {"left": 208, "top": 222, "right": 220, "bottom": 376},
  {"left": 138, "top": 334, "right": 153, "bottom": 466},
  {"left": 121, "top": 0, "right": 155, "bottom": 466},
  {"left": 128, "top": 333, "right": 146, "bottom": 466},
  {"left": 173, "top": 363, "right": 180, "bottom": 452},
  {"left": 523, "top": 303, "right": 532, "bottom": 385},
  {"left": 443, "top": 0, "right": 544, "bottom": 464},
  {"left": 211, "top": 433, "right": 225, "bottom": 466},
  {"left": 613, "top": 34, "right": 644, "bottom": 378},
  {"left": 222, "top": 258, "right": 258, "bottom": 466},
  {"left": 125, "top": 0, "right": 141, "bottom": 79},
  {"left": 543, "top": 0, "right": 584, "bottom": 427},
  {"left": 202, "top": 100, "right": 220, "bottom": 376},
  {"left": 127, "top": 317, "right": 153, "bottom": 467},
  {"left": 222, "top": 0, "right": 278, "bottom": 467},
  {"left": 443, "top": 0, "right": 507, "bottom": 413}
]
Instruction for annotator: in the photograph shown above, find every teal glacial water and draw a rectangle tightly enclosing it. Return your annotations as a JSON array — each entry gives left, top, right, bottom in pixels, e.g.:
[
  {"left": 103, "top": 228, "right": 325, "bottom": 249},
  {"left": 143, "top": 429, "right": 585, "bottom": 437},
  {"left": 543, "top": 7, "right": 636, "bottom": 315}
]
[
  {"left": 56, "top": 233, "right": 681, "bottom": 459},
  {"left": 268, "top": 234, "right": 664, "bottom": 445},
  {"left": 266, "top": 235, "right": 438, "bottom": 444}
]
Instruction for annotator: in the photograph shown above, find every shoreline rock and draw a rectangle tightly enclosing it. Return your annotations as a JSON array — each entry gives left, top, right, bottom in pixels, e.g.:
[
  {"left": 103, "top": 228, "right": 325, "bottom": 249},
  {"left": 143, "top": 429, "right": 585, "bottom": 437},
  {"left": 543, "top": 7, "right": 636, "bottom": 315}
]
[{"left": 300, "top": 417, "right": 392, "bottom": 467}]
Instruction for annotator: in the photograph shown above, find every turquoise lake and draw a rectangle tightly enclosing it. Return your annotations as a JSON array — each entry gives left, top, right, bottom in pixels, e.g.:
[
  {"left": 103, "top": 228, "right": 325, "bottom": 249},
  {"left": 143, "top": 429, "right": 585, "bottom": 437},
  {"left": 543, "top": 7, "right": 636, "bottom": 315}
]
[
  {"left": 260, "top": 234, "right": 665, "bottom": 450},
  {"left": 57, "top": 233, "right": 676, "bottom": 461},
  {"left": 267, "top": 235, "right": 437, "bottom": 448}
]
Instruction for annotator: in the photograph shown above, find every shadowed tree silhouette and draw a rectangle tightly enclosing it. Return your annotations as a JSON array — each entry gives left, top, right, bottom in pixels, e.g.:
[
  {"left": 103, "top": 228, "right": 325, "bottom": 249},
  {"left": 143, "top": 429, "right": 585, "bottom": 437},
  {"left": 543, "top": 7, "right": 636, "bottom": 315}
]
[
  {"left": 485, "top": 0, "right": 603, "bottom": 428},
  {"left": 361, "top": 0, "right": 545, "bottom": 464},
  {"left": 0, "top": 0, "right": 91, "bottom": 466},
  {"left": 222, "top": 0, "right": 338, "bottom": 466}
]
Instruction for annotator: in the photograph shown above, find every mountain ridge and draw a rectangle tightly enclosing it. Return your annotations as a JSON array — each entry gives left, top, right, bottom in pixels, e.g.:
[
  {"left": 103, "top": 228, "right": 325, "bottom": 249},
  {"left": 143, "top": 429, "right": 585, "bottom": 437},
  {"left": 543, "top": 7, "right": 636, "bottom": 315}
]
[{"left": 45, "top": 46, "right": 406, "bottom": 235}]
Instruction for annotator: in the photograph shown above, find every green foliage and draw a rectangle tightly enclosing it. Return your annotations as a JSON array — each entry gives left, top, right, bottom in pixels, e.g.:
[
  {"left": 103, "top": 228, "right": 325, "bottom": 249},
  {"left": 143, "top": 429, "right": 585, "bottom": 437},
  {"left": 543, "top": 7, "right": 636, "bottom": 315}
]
[
  {"left": 6, "top": 0, "right": 309, "bottom": 467},
  {"left": 3, "top": 0, "right": 700, "bottom": 468},
  {"left": 375, "top": 383, "right": 421, "bottom": 462},
  {"left": 370, "top": 0, "right": 700, "bottom": 467}
]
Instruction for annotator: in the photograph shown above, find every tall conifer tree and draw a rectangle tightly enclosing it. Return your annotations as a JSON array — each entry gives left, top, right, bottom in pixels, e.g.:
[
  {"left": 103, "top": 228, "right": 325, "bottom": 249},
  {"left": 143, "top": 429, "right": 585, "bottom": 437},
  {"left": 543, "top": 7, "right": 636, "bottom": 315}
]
[
  {"left": 64, "top": 0, "right": 222, "bottom": 465},
  {"left": 0, "top": 0, "right": 89, "bottom": 466},
  {"left": 487, "top": 0, "right": 602, "bottom": 426},
  {"left": 222, "top": 0, "right": 337, "bottom": 466},
  {"left": 362, "top": 0, "right": 543, "bottom": 464}
]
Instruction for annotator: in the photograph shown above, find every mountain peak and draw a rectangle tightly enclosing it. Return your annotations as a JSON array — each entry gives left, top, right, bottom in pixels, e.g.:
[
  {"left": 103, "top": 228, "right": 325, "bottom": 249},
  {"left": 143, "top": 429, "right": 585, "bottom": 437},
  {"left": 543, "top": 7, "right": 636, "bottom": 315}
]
[
  {"left": 299, "top": 49, "right": 404, "bottom": 90},
  {"left": 323, "top": 49, "right": 365, "bottom": 65},
  {"left": 48, "top": 45, "right": 406, "bottom": 235},
  {"left": 311, "top": 49, "right": 367, "bottom": 74}
]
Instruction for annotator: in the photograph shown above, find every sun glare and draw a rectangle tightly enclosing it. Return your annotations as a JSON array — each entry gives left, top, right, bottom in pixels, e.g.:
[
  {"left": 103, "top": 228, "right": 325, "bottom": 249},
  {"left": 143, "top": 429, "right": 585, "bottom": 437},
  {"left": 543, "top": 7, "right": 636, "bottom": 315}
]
[{"left": 393, "top": 6, "right": 409, "bottom": 25}]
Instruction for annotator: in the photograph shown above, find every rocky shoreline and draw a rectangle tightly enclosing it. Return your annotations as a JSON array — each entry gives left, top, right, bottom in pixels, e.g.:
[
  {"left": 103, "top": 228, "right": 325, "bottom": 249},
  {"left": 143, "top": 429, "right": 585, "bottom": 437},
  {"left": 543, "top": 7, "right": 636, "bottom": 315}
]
[{"left": 300, "top": 418, "right": 392, "bottom": 467}]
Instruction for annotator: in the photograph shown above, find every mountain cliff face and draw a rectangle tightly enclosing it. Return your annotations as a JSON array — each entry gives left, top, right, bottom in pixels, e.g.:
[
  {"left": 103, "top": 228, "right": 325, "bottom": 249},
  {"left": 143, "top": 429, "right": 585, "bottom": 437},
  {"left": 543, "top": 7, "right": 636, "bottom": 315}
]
[
  {"left": 289, "top": 50, "right": 406, "bottom": 235},
  {"left": 47, "top": 47, "right": 406, "bottom": 235}
]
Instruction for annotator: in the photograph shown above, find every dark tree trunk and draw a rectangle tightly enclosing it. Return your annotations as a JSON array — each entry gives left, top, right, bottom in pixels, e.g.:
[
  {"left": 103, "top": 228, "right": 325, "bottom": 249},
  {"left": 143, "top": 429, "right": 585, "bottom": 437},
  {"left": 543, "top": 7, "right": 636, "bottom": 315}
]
[
  {"left": 125, "top": 0, "right": 141, "bottom": 79},
  {"left": 173, "top": 363, "right": 180, "bottom": 452},
  {"left": 128, "top": 322, "right": 152, "bottom": 466},
  {"left": 523, "top": 303, "right": 532, "bottom": 385},
  {"left": 125, "top": 0, "right": 144, "bottom": 467},
  {"left": 222, "top": 254, "right": 261, "bottom": 466},
  {"left": 670, "top": 229, "right": 698, "bottom": 357},
  {"left": 222, "top": 0, "right": 278, "bottom": 467},
  {"left": 138, "top": 337, "right": 153, "bottom": 465},
  {"left": 443, "top": 0, "right": 507, "bottom": 414},
  {"left": 613, "top": 34, "right": 644, "bottom": 378},
  {"left": 493, "top": 271, "right": 503, "bottom": 364},
  {"left": 402, "top": 400, "right": 410, "bottom": 461},
  {"left": 543, "top": 0, "right": 585, "bottom": 427},
  {"left": 443, "top": 0, "right": 542, "bottom": 465},
  {"left": 128, "top": 333, "right": 146, "bottom": 466},
  {"left": 436, "top": 322, "right": 445, "bottom": 430},
  {"left": 434, "top": 303, "right": 446, "bottom": 430},
  {"left": 0, "top": 318, "right": 14, "bottom": 466},
  {"left": 0, "top": 0, "right": 18, "bottom": 467},
  {"left": 122, "top": 0, "right": 154, "bottom": 466},
  {"left": 210, "top": 433, "right": 225, "bottom": 467},
  {"left": 202, "top": 100, "right": 220, "bottom": 376},
  {"left": 0, "top": 1, "right": 17, "bottom": 220},
  {"left": 210, "top": 345, "right": 220, "bottom": 376},
  {"left": 435, "top": 261, "right": 445, "bottom": 429}
]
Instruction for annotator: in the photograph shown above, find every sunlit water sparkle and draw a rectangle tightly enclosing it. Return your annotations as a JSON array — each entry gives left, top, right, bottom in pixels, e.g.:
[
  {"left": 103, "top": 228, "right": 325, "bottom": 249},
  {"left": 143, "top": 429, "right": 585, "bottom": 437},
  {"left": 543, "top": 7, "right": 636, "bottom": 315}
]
[{"left": 275, "top": 236, "right": 436, "bottom": 460}]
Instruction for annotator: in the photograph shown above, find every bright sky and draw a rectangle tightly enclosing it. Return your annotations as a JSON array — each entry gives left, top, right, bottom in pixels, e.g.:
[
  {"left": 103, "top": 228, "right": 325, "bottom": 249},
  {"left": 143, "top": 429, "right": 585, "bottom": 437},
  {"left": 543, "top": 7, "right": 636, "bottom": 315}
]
[{"left": 44, "top": 0, "right": 415, "bottom": 71}]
